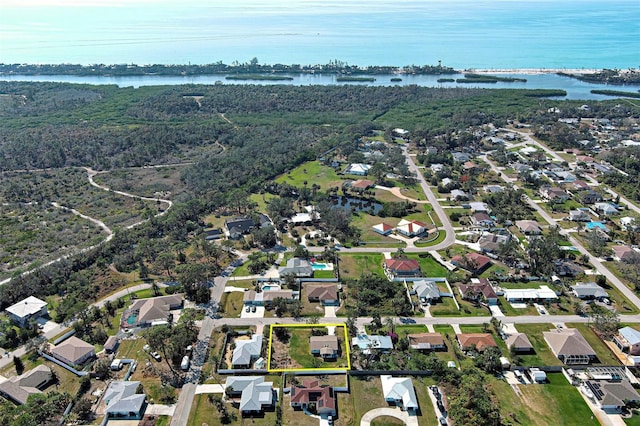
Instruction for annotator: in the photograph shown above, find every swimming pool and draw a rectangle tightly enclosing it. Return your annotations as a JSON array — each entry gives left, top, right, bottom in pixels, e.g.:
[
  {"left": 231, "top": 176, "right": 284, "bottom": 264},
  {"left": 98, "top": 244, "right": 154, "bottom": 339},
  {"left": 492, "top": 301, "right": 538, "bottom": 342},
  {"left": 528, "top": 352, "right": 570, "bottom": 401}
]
[
  {"left": 311, "top": 262, "right": 334, "bottom": 271},
  {"left": 262, "top": 284, "right": 281, "bottom": 291},
  {"left": 125, "top": 312, "right": 138, "bottom": 325},
  {"left": 585, "top": 221, "right": 607, "bottom": 231}
]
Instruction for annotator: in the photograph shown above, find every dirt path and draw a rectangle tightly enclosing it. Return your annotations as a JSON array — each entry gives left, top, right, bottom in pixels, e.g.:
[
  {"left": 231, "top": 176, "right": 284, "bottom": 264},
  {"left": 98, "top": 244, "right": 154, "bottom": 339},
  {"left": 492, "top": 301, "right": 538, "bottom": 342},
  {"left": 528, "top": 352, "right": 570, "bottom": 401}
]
[
  {"left": 220, "top": 113, "right": 238, "bottom": 129},
  {"left": 375, "top": 185, "right": 430, "bottom": 204}
]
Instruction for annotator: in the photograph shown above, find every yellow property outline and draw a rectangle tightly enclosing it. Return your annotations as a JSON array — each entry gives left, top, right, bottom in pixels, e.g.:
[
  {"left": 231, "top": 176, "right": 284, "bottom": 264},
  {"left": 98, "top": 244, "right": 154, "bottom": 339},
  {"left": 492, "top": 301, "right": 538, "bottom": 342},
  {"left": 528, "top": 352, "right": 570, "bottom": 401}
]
[{"left": 267, "top": 323, "right": 351, "bottom": 373}]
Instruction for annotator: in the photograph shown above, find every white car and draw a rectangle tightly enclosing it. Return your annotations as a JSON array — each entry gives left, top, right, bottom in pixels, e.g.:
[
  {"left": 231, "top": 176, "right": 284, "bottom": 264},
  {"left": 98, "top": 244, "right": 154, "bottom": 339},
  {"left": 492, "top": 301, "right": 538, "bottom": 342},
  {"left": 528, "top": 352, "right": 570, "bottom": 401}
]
[{"left": 151, "top": 352, "right": 161, "bottom": 361}]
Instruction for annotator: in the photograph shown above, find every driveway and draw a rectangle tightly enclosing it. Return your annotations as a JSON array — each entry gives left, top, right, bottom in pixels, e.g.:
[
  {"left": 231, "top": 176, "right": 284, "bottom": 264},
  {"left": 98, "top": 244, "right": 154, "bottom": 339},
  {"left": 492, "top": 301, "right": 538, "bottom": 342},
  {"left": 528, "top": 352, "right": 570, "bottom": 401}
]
[
  {"left": 145, "top": 404, "right": 176, "bottom": 416},
  {"left": 240, "top": 306, "right": 265, "bottom": 319},
  {"left": 360, "top": 407, "right": 418, "bottom": 426}
]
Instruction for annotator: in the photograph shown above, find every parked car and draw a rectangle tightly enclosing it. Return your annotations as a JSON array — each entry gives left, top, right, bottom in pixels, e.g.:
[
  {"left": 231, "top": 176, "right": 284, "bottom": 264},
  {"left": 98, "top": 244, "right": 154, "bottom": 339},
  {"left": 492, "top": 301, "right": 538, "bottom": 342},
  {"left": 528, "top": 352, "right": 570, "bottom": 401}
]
[
  {"left": 251, "top": 305, "right": 257, "bottom": 313},
  {"left": 151, "top": 352, "right": 161, "bottom": 361},
  {"left": 245, "top": 306, "right": 251, "bottom": 313}
]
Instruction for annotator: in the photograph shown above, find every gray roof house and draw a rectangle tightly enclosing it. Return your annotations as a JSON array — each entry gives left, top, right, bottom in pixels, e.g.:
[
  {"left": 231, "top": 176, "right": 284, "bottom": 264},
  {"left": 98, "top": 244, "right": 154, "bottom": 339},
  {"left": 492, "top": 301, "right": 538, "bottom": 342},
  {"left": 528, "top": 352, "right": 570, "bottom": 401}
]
[
  {"left": 412, "top": 280, "right": 441, "bottom": 302},
  {"left": 380, "top": 375, "right": 419, "bottom": 413},
  {"left": 570, "top": 209, "right": 592, "bottom": 222},
  {"left": 0, "top": 365, "right": 52, "bottom": 405},
  {"left": 50, "top": 336, "right": 95, "bottom": 367},
  {"left": 585, "top": 380, "right": 640, "bottom": 413},
  {"left": 571, "top": 282, "right": 608, "bottom": 300},
  {"left": 225, "top": 217, "right": 256, "bottom": 239},
  {"left": 103, "top": 381, "right": 146, "bottom": 419},
  {"left": 506, "top": 333, "right": 534, "bottom": 353},
  {"left": 232, "top": 334, "right": 263, "bottom": 368},
  {"left": 310, "top": 335, "right": 339, "bottom": 359},
  {"left": 278, "top": 258, "right": 313, "bottom": 278},
  {"left": 225, "top": 376, "right": 275, "bottom": 414}
]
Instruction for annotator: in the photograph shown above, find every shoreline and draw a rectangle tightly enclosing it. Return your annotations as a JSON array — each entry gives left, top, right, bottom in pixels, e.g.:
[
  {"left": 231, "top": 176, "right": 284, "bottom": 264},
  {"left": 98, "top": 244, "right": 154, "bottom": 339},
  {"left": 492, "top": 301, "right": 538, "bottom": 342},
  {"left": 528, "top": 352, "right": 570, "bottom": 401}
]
[{"left": 466, "top": 68, "right": 602, "bottom": 75}]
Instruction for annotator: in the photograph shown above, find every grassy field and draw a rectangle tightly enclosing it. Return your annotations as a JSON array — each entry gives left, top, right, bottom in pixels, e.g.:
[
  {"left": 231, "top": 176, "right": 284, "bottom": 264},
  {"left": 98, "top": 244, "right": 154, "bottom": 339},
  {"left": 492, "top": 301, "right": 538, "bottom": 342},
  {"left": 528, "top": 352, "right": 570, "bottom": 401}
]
[
  {"left": 407, "top": 254, "right": 448, "bottom": 277},
  {"left": 566, "top": 323, "right": 621, "bottom": 365},
  {"left": 488, "top": 373, "right": 599, "bottom": 426},
  {"left": 219, "top": 291, "right": 244, "bottom": 317},
  {"left": 94, "top": 164, "right": 194, "bottom": 200},
  {"left": 511, "top": 323, "right": 563, "bottom": 367},
  {"left": 338, "top": 253, "right": 385, "bottom": 278},
  {"left": 276, "top": 160, "right": 344, "bottom": 191},
  {"left": 187, "top": 393, "right": 279, "bottom": 426},
  {"left": 351, "top": 213, "right": 405, "bottom": 247},
  {"left": 271, "top": 326, "right": 349, "bottom": 370},
  {"left": 414, "top": 230, "right": 447, "bottom": 248}
]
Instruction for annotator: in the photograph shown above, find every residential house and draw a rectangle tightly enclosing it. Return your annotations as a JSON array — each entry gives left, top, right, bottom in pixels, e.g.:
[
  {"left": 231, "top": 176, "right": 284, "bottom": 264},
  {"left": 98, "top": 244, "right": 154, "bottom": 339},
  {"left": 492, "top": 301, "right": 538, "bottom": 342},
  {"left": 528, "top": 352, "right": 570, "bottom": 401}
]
[
  {"left": 577, "top": 190, "right": 603, "bottom": 205},
  {"left": 412, "top": 280, "right": 441, "bottom": 303},
  {"left": 503, "top": 286, "right": 558, "bottom": 303},
  {"left": 554, "top": 170, "right": 577, "bottom": 183},
  {"left": 620, "top": 217, "right": 638, "bottom": 232},
  {"left": 103, "top": 381, "right": 146, "bottom": 419},
  {"left": 612, "top": 246, "right": 639, "bottom": 263},
  {"left": 572, "top": 180, "right": 591, "bottom": 191},
  {"left": 395, "top": 219, "right": 429, "bottom": 238},
  {"left": 225, "top": 376, "right": 275, "bottom": 415},
  {"left": 204, "top": 228, "right": 223, "bottom": 241},
  {"left": 243, "top": 289, "right": 294, "bottom": 307},
  {"left": 279, "top": 258, "right": 313, "bottom": 278},
  {"left": 6, "top": 296, "right": 48, "bottom": 327},
  {"left": 515, "top": 220, "right": 542, "bottom": 235},
  {"left": 584, "top": 380, "right": 640, "bottom": 413},
  {"left": 231, "top": 334, "right": 263, "bottom": 368},
  {"left": 50, "top": 336, "right": 95, "bottom": 367},
  {"left": 372, "top": 223, "right": 394, "bottom": 236},
  {"left": 506, "top": 333, "right": 533, "bottom": 353},
  {"left": 430, "top": 163, "right": 445, "bottom": 173},
  {"left": 452, "top": 152, "right": 472, "bottom": 162},
  {"left": 458, "top": 278, "right": 498, "bottom": 305},
  {"left": 440, "top": 177, "right": 454, "bottom": 189},
  {"left": 407, "top": 333, "right": 445, "bottom": 351},
  {"left": 0, "top": 365, "right": 52, "bottom": 405},
  {"left": 571, "top": 282, "right": 608, "bottom": 300},
  {"left": 479, "top": 233, "right": 509, "bottom": 254},
  {"left": 539, "top": 186, "right": 569, "bottom": 203},
  {"left": 225, "top": 217, "right": 256, "bottom": 239},
  {"left": 290, "top": 380, "right": 336, "bottom": 416},
  {"left": 451, "top": 253, "right": 493, "bottom": 274},
  {"left": 383, "top": 258, "right": 421, "bottom": 280},
  {"left": 310, "top": 335, "right": 339, "bottom": 359},
  {"left": 543, "top": 328, "right": 596, "bottom": 364},
  {"left": 468, "top": 202, "right": 490, "bottom": 213},
  {"left": 614, "top": 327, "right": 640, "bottom": 356},
  {"left": 306, "top": 284, "right": 339, "bottom": 306},
  {"left": 553, "top": 260, "right": 584, "bottom": 277},
  {"left": 125, "top": 294, "right": 183, "bottom": 328},
  {"left": 457, "top": 333, "right": 498, "bottom": 352},
  {"left": 345, "top": 163, "right": 371, "bottom": 176},
  {"left": 380, "top": 376, "right": 419, "bottom": 412},
  {"left": 570, "top": 209, "right": 592, "bottom": 222},
  {"left": 483, "top": 185, "right": 504, "bottom": 194},
  {"left": 350, "top": 179, "right": 375, "bottom": 192},
  {"left": 594, "top": 202, "right": 618, "bottom": 216},
  {"left": 450, "top": 189, "right": 468, "bottom": 201},
  {"left": 471, "top": 212, "right": 495, "bottom": 229},
  {"left": 104, "top": 336, "right": 120, "bottom": 354},
  {"left": 352, "top": 334, "right": 393, "bottom": 354}
]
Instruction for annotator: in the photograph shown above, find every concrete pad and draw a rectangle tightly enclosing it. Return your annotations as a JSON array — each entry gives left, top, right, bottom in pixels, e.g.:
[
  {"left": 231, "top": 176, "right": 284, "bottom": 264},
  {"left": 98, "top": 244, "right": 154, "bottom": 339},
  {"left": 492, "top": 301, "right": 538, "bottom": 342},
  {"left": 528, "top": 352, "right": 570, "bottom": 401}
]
[
  {"left": 489, "top": 306, "right": 505, "bottom": 317},
  {"left": 223, "top": 286, "right": 247, "bottom": 293},
  {"left": 324, "top": 306, "right": 337, "bottom": 318},
  {"left": 327, "top": 326, "right": 336, "bottom": 335},
  {"left": 501, "top": 323, "right": 518, "bottom": 335},
  {"left": 240, "top": 306, "right": 265, "bottom": 319},
  {"left": 195, "top": 384, "right": 225, "bottom": 394},
  {"left": 145, "top": 404, "right": 176, "bottom": 416},
  {"left": 451, "top": 324, "right": 462, "bottom": 334}
]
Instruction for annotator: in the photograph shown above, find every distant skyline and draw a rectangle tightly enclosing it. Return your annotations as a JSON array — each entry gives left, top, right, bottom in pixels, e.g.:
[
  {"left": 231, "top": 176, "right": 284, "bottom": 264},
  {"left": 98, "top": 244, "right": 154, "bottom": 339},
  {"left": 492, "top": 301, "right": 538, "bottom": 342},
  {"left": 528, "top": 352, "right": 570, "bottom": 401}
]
[{"left": 1, "top": 0, "right": 639, "bottom": 68}]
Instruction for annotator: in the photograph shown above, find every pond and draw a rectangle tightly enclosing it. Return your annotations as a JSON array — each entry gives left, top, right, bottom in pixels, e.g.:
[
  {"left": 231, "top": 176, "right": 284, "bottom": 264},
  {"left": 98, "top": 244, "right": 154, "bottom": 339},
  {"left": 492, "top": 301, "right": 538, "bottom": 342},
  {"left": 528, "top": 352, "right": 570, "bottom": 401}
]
[{"left": 330, "top": 196, "right": 383, "bottom": 215}]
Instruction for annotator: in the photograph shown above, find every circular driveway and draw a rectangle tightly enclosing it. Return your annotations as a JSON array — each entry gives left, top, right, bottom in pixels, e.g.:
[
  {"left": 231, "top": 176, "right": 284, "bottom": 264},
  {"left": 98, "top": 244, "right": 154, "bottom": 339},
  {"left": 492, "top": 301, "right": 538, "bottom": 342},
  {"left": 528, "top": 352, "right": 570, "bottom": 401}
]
[{"left": 360, "top": 407, "right": 418, "bottom": 426}]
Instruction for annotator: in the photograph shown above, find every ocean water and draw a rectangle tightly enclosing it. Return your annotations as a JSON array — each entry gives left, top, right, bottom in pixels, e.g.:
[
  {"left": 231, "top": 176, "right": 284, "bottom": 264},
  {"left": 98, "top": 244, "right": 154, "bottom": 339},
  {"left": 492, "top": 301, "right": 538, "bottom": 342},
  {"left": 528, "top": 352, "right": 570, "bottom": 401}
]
[{"left": 1, "top": 0, "right": 639, "bottom": 69}]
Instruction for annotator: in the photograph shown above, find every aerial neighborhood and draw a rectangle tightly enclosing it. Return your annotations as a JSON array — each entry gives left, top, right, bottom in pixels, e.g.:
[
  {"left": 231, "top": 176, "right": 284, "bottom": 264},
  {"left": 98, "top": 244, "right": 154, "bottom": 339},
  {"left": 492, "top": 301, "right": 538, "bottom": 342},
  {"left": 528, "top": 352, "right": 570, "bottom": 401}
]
[{"left": 1, "top": 80, "right": 640, "bottom": 426}]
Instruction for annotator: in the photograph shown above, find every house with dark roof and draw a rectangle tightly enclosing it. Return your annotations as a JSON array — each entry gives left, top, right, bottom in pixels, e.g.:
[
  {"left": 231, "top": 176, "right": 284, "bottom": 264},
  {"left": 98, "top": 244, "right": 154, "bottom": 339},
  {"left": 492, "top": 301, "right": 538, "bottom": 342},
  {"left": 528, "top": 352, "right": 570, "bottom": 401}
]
[
  {"left": 585, "top": 380, "right": 640, "bottom": 413},
  {"left": 350, "top": 179, "right": 375, "bottom": 192},
  {"left": 306, "top": 283, "right": 339, "bottom": 306},
  {"left": 383, "top": 258, "right": 421, "bottom": 280},
  {"left": 478, "top": 232, "right": 510, "bottom": 254},
  {"left": 0, "top": 365, "right": 52, "bottom": 405},
  {"left": 471, "top": 212, "right": 495, "bottom": 229},
  {"left": 506, "top": 333, "right": 533, "bottom": 353},
  {"left": 539, "top": 186, "right": 569, "bottom": 203},
  {"left": 225, "top": 217, "right": 256, "bottom": 239},
  {"left": 451, "top": 253, "right": 492, "bottom": 274},
  {"left": 553, "top": 260, "right": 584, "bottom": 277},
  {"left": 310, "top": 335, "right": 339, "bottom": 359},
  {"left": 457, "top": 333, "right": 497, "bottom": 352},
  {"left": 104, "top": 336, "right": 120, "bottom": 354},
  {"left": 577, "top": 190, "right": 603, "bottom": 205},
  {"left": 290, "top": 380, "right": 336, "bottom": 416},
  {"left": 543, "top": 328, "right": 596, "bottom": 364},
  {"left": 243, "top": 289, "right": 294, "bottom": 307},
  {"left": 125, "top": 294, "right": 183, "bottom": 328},
  {"left": 458, "top": 278, "right": 498, "bottom": 305},
  {"left": 407, "top": 333, "right": 445, "bottom": 351}
]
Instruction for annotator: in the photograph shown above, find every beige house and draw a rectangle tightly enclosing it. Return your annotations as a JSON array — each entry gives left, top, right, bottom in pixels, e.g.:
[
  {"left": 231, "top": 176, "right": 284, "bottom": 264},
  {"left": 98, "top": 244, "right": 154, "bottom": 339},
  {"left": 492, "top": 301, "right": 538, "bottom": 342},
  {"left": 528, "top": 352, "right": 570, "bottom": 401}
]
[
  {"left": 310, "top": 335, "right": 339, "bottom": 359},
  {"left": 51, "top": 336, "right": 95, "bottom": 367}
]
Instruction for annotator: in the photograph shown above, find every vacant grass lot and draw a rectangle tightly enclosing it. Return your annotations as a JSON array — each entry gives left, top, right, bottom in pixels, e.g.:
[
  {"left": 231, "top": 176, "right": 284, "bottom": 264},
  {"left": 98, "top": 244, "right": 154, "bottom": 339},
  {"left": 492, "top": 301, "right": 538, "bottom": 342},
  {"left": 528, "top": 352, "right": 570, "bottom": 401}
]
[
  {"left": 219, "top": 291, "right": 244, "bottom": 317},
  {"left": 407, "top": 254, "right": 448, "bottom": 277},
  {"left": 489, "top": 373, "right": 598, "bottom": 426},
  {"left": 276, "top": 160, "right": 344, "bottom": 191},
  {"left": 94, "top": 165, "right": 193, "bottom": 200},
  {"left": 338, "top": 253, "right": 385, "bottom": 278}
]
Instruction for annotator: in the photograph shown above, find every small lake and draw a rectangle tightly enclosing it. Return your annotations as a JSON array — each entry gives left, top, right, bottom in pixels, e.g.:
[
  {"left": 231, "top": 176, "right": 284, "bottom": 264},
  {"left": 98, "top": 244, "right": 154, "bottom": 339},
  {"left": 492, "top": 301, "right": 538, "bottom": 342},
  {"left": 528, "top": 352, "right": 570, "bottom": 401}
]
[{"left": 330, "top": 196, "right": 382, "bottom": 215}]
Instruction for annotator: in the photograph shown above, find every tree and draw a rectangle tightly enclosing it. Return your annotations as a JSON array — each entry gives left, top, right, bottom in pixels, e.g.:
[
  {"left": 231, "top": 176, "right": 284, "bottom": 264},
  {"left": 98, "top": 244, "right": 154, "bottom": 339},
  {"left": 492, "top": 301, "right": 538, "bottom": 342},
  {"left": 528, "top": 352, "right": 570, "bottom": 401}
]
[
  {"left": 72, "top": 397, "right": 93, "bottom": 421},
  {"left": 156, "top": 252, "right": 176, "bottom": 278},
  {"left": 252, "top": 225, "right": 277, "bottom": 248},
  {"left": 474, "top": 346, "right": 502, "bottom": 374},
  {"left": 589, "top": 306, "right": 619, "bottom": 340},
  {"left": 13, "top": 356, "right": 24, "bottom": 375}
]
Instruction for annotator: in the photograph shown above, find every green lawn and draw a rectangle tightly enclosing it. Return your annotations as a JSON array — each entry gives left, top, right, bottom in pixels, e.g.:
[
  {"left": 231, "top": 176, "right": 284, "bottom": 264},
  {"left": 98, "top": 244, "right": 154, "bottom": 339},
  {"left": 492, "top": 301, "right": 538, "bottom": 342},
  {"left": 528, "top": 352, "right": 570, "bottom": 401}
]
[
  {"left": 488, "top": 373, "right": 598, "bottom": 426},
  {"left": 498, "top": 298, "right": 539, "bottom": 317},
  {"left": 276, "top": 160, "right": 343, "bottom": 191},
  {"left": 511, "top": 323, "right": 563, "bottom": 367},
  {"left": 566, "top": 323, "right": 621, "bottom": 365},
  {"left": 187, "top": 394, "right": 279, "bottom": 426},
  {"left": 414, "top": 230, "right": 447, "bottom": 248},
  {"left": 219, "top": 292, "right": 244, "bottom": 317},
  {"left": 314, "top": 270, "right": 337, "bottom": 279},
  {"left": 351, "top": 213, "right": 405, "bottom": 247},
  {"left": 274, "top": 326, "right": 349, "bottom": 370},
  {"left": 338, "top": 253, "right": 385, "bottom": 278},
  {"left": 407, "top": 254, "right": 448, "bottom": 277}
]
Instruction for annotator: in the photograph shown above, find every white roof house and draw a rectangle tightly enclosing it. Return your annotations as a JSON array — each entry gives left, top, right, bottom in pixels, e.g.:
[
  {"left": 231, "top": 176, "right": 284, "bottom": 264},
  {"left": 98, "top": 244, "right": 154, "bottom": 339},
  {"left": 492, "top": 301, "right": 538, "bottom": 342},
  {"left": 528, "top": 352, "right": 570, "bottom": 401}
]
[
  {"left": 103, "top": 381, "right": 146, "bottom": 419},
  {"left": 345, "top": 163, "right": 372, "bottom": 176},
  {"left": 225, "top": 376, "right": 274, "bottom": 414},
  {"left": 503, "top": 286, "right": 558, "bottom": 303},
  {"left": 380, "top": 375, "right": 418, "bottom": 412},
  {"left": 412, "top": 280, "right": 441, "bottom": 301},
  {"left": 571, "top": 282, "right": 608, "bottom": 300},
  {"left": 6, "top": 296, "right": 48, "bottom": 327}
]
